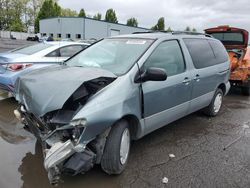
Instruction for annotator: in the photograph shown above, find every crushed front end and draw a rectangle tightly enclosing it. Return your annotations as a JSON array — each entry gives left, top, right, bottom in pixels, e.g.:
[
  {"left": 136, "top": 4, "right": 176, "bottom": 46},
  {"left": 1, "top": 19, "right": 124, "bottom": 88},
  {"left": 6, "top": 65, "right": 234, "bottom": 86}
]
[
  {"left": 16, "top": 106, "right": 100, "bottom": 184},
  {"left": 13, "top": 66, "right": 116, "bottom": 185}
]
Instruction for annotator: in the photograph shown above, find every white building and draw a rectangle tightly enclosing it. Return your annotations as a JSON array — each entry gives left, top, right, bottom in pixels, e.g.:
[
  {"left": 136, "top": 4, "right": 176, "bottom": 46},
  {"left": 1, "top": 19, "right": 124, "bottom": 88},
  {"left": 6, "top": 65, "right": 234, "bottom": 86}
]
[{"left": 40, "top": 17, "right": 150, "bottom": 40}]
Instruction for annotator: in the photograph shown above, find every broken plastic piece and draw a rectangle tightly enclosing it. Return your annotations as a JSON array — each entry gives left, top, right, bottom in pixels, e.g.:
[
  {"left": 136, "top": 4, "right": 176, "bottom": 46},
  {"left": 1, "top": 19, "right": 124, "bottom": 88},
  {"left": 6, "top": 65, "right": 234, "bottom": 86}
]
[
  {"left": 169, "top": 154, "right": 175, "bottom": 158},
  {"left": 162, "top": 177, "right": 168, "bottom": 184},
  {"left": 63, "top": 149, "right": 95, "bottom": 176}
]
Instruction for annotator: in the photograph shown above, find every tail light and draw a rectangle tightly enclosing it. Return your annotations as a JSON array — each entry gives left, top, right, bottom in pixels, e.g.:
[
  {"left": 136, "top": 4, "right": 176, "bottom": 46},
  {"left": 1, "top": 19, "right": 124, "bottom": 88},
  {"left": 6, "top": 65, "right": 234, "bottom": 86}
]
[{"left": 6, "top": 63, "right": 32, "bottom": 71}]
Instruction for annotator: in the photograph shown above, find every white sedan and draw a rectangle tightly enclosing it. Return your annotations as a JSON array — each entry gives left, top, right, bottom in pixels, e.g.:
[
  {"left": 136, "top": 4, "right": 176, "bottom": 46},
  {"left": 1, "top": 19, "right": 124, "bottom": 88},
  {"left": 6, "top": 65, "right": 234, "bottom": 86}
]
[{"left": 0, "top": 41, "right": 89, "bottom": 92}]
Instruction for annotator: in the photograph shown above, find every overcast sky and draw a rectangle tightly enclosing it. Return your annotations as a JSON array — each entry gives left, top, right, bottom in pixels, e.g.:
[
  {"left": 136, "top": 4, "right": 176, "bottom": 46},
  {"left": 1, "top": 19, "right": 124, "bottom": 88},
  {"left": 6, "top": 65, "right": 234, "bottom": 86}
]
[{"left": 58, "top": 0, "right": 250, "bottom": 32}]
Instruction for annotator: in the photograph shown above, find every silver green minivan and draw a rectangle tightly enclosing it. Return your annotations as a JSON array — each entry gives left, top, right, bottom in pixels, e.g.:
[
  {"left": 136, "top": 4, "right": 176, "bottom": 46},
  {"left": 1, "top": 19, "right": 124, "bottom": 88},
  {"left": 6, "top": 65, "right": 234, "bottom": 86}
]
[{"left": 15, "top": 32, "right": 230, "bottom": 184}]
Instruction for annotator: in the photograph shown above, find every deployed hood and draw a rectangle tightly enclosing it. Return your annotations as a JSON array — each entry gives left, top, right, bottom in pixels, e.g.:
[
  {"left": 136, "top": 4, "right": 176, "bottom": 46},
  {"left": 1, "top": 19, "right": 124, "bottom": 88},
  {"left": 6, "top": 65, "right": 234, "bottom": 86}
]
[
  {"left": 205, "top": 26, "right": 249, "bottom": 49},
  {"left": 15, "top": 65, "right": 116, "bottom": 117}
]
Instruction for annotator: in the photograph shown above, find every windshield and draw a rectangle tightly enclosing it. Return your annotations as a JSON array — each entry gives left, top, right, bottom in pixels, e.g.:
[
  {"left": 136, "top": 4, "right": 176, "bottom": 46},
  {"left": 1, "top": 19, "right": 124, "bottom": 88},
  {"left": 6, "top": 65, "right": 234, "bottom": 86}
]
[
  {"left": 210, "top": 32, "right": 244, "bottom": 44},
  {"left": 66, "top": 38, "right": 153, "bottom": 75},
  {"left": 11, "top": 43, "right": 53, "bottom": 55}
]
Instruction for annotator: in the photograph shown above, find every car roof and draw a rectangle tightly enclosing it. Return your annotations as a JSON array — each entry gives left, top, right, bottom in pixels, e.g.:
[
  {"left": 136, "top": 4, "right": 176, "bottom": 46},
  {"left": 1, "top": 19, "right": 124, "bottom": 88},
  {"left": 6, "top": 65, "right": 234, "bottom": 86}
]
[{"left": 110, "top": 32, "right": 214, "bottom": 40}]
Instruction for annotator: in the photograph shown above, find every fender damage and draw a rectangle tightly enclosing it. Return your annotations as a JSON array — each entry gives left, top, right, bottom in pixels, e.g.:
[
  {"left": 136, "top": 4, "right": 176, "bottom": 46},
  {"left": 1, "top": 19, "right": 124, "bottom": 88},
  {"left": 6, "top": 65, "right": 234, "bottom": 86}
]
[{"left": 14, "top": 65, "right": 117, "bottom": 185}]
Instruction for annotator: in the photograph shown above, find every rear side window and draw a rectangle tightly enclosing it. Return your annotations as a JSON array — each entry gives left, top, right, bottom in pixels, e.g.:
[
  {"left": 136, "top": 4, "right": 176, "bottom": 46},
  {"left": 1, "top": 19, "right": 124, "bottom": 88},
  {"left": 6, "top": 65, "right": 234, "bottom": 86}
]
[
  {"left": 144, "top": 40, "right": 185, "bottom": 76},
  {"left": 59, "top": 45, "right": 83, "bottom": 57},
  {"left": 208, "top": 40, "right": 228, "bottom": 64},
  {"left": 184, "top": 39, "right": 228, "bottom": 69},
  {"left": 46, "top": 45, "right": 84, "bottom": 57}
]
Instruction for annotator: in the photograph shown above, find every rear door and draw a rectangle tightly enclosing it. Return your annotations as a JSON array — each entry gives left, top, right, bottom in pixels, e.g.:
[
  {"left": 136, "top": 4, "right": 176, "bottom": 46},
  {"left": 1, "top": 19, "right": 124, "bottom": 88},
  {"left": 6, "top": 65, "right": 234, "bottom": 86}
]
[
  {"left": 141, "top": 40, "right": 193, "bottom": 134},
  {"left": 183, "top": 38, "right": 229, "bottom": 112}
]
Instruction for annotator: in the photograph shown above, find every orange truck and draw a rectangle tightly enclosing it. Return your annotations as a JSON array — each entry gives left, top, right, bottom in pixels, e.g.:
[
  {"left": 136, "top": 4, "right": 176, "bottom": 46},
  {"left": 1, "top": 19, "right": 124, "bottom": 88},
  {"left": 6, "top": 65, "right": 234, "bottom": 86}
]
[{"left": 205, "top": 26, "right": 250, "bottom": 95}]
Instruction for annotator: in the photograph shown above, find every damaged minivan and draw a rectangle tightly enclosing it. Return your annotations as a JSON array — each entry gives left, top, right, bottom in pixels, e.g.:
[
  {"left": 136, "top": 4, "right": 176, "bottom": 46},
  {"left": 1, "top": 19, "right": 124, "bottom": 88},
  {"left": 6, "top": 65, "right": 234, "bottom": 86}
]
[{"left": 14, "top": 32, "right": 230, "bottom": 185}]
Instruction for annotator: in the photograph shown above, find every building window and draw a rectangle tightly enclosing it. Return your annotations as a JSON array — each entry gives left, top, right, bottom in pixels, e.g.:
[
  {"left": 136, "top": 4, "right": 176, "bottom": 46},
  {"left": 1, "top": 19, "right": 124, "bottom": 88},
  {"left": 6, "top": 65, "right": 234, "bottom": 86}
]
[
  {"left": 50, "top": 33, "right": 53, "bottom": 37},
  {"left": 57, "top": 33, "right": 61, "bottom": 38},
  {"left": 76, "top": 34, "right": 81, "bottom": 39},
  {"left": 110, "top": 29, "right": 120, "bottom": 36},
  {"left": 66, "top": 34, "right": 71, "bottom": 38}
]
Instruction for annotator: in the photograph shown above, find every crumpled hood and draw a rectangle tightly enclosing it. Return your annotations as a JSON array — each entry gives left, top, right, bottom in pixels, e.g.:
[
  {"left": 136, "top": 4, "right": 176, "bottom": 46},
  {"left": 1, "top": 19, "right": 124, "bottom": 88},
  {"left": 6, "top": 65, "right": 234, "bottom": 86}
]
[{"left": 15, "top": 65, "right": 116, "bottom": 117}]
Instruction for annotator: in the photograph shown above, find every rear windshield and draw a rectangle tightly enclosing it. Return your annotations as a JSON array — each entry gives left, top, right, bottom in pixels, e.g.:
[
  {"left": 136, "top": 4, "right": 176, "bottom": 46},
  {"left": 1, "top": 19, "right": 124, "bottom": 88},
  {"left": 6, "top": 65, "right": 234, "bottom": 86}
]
[
  {"left": 11, "top": 43, "right": 53, "bottom": 55},
  {"left": 210, "top": 32, "right": 244, "bottom": 44}
]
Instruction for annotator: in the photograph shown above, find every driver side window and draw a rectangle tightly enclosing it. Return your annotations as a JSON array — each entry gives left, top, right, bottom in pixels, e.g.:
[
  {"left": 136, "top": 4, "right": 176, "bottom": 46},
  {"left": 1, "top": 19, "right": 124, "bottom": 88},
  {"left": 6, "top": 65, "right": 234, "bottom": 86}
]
[{"left": 144, "top": 40, "right": 185, "bottom": 76}]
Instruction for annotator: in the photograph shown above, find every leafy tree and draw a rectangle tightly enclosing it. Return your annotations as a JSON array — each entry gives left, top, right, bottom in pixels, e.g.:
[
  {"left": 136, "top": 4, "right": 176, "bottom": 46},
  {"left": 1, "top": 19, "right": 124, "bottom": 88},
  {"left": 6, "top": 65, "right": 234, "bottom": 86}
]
[
  {"left": 0, "top": 0, "right": 26, "bottom": 32},
  {"left": 151, "top": 17, "right": 165, "bottom": 31},
  {"left": 93, "top": 13, "right": 102, "bottom": 20},
  {"left": 61, "top": 8, "right": 77, "bottom": 16},
  {"left": 185, "top": 26, "right": 191, "bottom": 32},
  {"left": 166, "top": 27, "right": 172, "bottom": 32},
  {"left": 10, "top": 19, "right": 24, "bottom": 32},
  {"left": 192, "top": 28, "right": 197, "bottom": 32},
  {"left": 126, "top": 17, "right": 138, "bottom": 27},
  {"left": 78, "top": 8, "right": 85, "bottom": 17},
  {"left": 105, "top": 8, "right": 118, "bottom": 23},
  {"left": 35, "top": 0, "right": 61, "bottom": 33}
]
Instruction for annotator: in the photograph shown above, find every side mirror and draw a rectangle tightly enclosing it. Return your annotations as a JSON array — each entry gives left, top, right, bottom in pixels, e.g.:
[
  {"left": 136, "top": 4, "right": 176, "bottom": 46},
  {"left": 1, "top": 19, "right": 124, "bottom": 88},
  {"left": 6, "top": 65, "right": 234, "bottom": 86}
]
[{"left": 136, "top": 67, "right": 167, "bottom": 83}]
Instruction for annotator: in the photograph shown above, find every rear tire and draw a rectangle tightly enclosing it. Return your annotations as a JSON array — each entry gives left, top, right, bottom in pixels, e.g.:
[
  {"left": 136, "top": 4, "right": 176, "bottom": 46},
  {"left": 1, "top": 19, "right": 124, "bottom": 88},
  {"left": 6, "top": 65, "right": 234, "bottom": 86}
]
[
  {"left": 203, "top": 88, "right": 223, "bottom": 117},
  {"left": 241, "top": 87, "right": 250, "bottom": 96},
  {"left": 101, "top": 120, "right": 130, "bottom": 175}
]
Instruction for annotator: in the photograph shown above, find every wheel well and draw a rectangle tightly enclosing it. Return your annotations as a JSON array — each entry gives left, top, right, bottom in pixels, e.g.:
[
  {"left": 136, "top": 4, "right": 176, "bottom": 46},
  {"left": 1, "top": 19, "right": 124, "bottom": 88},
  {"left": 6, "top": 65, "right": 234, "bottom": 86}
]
[
  {"left": 121, "top": 115, "right": 140, "bottom": 140},
  {"left": 218, "top": 83, "right": 226, "bottom": 95}
]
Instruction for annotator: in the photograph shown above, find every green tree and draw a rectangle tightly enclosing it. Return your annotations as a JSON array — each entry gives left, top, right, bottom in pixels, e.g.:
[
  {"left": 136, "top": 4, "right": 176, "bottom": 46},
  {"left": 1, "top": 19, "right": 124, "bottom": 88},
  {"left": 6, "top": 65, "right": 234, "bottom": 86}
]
[
  {"left": 151, "top": 17, "right": 165, "bottom": 31},
  {"left": 105, "top": 8, "right": 118, "bottom": 23},
  {"left": 34, "top": 0, "right": 61, "bottom": 33},
  {"left": 126, "top": 17, "right": 138, "bottom": 27},
  {"left": 61, "top": 8, "right": 77, "bottom": 16},
  {"left": 166, "top": 26, "right": 172, "bottom": 32},
  {"left": 185, "top": 26, "right": 191, "bottom": 32},
  {"left": 93, "top": 12, "right": 102, "bottom": 20},
  {"left": 78, "top": 8, "right": 85, "bottom": 17},
  {"left": 192, "top": 28, "right": 197, "bottom": 32}
]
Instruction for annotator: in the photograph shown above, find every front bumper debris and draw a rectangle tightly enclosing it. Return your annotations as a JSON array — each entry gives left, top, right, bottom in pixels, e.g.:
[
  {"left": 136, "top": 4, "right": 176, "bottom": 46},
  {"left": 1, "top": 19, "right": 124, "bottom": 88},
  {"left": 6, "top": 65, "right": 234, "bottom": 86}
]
[
  {"left": 44, "top": 140, "right": 77, "bottom": 170},
  {"left": 44, "top": 140, "right": 95, "bottom": 185}
]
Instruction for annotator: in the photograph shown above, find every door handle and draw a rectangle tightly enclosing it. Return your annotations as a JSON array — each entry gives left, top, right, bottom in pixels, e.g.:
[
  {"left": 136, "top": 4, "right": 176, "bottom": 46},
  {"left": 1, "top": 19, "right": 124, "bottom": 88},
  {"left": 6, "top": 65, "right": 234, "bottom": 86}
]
[
  {"left": 193, "top": 74, "right": 200, "bottom": 82},
  {"left": 182, "top": 77, "right": 191, "bottom": 85}
]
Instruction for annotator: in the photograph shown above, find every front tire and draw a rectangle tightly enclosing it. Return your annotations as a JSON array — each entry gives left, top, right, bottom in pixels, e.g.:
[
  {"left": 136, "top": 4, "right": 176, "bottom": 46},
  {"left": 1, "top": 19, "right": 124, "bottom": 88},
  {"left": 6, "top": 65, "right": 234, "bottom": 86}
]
[
  {"left": 101, "top": 120, "right": 130, "bottom": 174},
  {"left": 203, "top": 88, "right": 223, "bottom": 117}
]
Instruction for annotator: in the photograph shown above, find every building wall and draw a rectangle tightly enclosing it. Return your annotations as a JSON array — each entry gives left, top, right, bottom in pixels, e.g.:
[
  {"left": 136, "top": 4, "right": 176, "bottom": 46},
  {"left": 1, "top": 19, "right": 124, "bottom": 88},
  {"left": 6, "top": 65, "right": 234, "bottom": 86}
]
[
  {"left": 40, "top": 17, "right": 149, "bottom": 40},
  {"left": 40, "top": 18, "right": 84, "bottom": 39}
]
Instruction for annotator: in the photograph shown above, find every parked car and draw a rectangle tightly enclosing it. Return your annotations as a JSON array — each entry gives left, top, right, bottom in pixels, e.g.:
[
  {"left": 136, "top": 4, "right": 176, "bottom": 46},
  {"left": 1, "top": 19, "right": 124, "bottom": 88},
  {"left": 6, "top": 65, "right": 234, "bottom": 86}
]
[
  {"left": 0, "top": 41, "right": 89, "bottom": 92},
  {"left": 26, "top": 35, "right": 39, "bottom": 41},
  {"left": 14, "top": 32, "right": 230, "bottom": 185},
  {"left": 205, "top": 25, "right": 250, "bottom": 95}
]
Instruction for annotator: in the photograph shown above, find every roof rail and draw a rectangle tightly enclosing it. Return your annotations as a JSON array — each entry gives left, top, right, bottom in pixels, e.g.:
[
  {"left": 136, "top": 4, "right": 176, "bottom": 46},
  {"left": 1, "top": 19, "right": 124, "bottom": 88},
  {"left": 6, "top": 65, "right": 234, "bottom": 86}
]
[
  {"left": 132, "top": 30, "right": 213, "bottom": 38},
  {"left": 132, "top": 31, "right": 159, "bottom": 34},
  {"left": 171, "top": 31, "right": 212, "bottom": 37}
]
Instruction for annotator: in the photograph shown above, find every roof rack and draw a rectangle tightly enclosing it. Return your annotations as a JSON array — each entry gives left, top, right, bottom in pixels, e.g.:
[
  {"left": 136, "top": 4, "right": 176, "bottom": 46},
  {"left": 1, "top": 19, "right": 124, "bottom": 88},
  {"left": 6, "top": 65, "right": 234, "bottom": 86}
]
[
  {"left": 132, "top": 31, "right": 158, "bottom": 34},
  {"left": 132, "top": 30, "right": 212, "bottom": 38},
  {"left": 171, "top": 31, "right": 212, "bottom": 37}
]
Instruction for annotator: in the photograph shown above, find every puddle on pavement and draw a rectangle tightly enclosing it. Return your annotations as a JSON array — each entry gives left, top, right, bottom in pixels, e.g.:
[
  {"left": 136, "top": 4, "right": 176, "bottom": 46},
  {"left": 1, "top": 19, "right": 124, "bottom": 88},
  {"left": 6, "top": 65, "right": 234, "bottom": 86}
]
[{"left": 0, "top": 96, "right": 119, "bottom": 188}]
